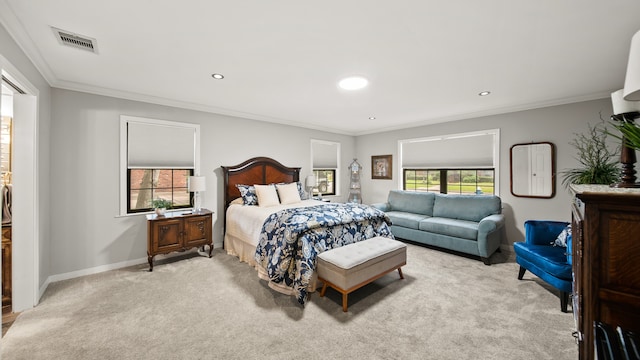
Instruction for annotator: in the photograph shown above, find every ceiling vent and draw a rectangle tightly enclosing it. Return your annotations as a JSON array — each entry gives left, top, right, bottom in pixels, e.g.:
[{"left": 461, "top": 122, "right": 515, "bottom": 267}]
[{"left": 52, "top": 27, "right": 98, "bottom": 53}]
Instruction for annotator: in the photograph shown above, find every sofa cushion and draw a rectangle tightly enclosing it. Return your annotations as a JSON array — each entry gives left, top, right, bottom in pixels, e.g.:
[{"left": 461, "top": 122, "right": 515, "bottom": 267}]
[
  {"left": 386, "top": 211, "right": 429, "bottom": 230},
  {"left": 387, "top": 190, "right": 435, "bottom": 216},
  {"left": 513, "top": 242, "right": 572, "bottom": 280},
  {"left": 419, "top": 217, "right": 479, "bottom": 240},
  {"left": 433, "top": 194, "right": 501, "bottom": 222}
]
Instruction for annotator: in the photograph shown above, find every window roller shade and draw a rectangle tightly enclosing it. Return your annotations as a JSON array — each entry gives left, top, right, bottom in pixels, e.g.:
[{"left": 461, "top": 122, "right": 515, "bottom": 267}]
[
  {"left": 402, "top": 134, "right": 494, "bottom": 168},
  {"left": 312, "top": 142, "right": 338, "bottom": 168},
  {"left": 127, "top": 122, "right": 195, "bottom": 169}
]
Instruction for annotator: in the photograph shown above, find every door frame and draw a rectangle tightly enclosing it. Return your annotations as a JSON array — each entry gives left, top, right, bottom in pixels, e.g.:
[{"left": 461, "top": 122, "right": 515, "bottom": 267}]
[{"left": 0, "top": 54, "right": 40, "bottom": 312}]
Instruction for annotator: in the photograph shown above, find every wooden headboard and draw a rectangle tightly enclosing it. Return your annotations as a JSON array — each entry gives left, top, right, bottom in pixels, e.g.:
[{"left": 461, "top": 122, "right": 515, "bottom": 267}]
[{"left": 221, "top": 157, "right": 301, "bottom": 210}]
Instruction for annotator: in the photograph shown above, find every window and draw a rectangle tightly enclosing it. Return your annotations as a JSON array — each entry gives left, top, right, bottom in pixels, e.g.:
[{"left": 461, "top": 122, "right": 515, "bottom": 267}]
[
  {"left": 399, "top": 129, "right": 500, "bottom": 195},
  {"left": 127, "top": 169, "right": 192, "bottom": 213},
  {"left": 310, "top": 139, "right": 340, "bottom": 196},
  {"left": 312, "top": 169, "right": 336, "bottom": 196},
  {"left": 403, "top": 169, "right": 495, "bottom": 195},
  {"left": 120, "top": 116, "right": 200, "bottom": 215}
]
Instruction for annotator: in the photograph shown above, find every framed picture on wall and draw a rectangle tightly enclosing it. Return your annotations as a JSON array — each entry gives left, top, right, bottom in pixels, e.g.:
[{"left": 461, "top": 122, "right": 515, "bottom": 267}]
[{"left": 371, "top": 155, "right": 392, "bottom": 180}]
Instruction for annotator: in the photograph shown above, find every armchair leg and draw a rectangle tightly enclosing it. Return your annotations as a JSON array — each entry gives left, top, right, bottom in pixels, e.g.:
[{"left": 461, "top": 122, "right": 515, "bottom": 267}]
[
  {"left": 481, "top": 257, "right": 491, "bottom": 265},
  {"left": 518, "top": 266, "right": 526, "bottom": 280},
  {"left": 560, "top": 291, "right": 569, "bottom": 313}
]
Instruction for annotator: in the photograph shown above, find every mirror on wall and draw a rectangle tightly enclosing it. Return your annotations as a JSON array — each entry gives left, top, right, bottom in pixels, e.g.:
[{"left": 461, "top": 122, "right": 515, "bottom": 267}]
[{"left": 510, "top": 142, "right": 555, "bottom": 198}]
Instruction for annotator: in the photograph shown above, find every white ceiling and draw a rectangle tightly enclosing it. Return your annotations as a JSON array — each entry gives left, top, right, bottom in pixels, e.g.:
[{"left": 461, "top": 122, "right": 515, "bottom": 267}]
[{"left": 2, "top": 1, "right": 640, "bottom": 135}]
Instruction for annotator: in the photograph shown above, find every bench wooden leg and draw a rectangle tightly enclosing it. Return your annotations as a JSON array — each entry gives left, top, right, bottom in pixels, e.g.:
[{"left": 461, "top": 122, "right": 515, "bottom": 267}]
[
  {"left": 398, "top": 267, "right": 404, "bottom": 279},
  {"left": 342, "top": 292, "right": 348, "bottom": 312},
  {"left": 320, "top": 282, "right": 328, "bottom": 297}
]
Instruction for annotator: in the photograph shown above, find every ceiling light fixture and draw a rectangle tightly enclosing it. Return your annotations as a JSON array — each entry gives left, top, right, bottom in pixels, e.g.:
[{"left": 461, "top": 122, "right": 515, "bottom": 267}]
[
  {"left": 369, "top": 116, "right": 376, "bottom": 120},
  {"left": 478, "top": 91, "right": 491, "bottom": 96},
  {"left": 211, "top": 73, "right": 224, "bottom": 80},
  {"left": 338, "top": 76, "right": 368, "bottom": 90}
]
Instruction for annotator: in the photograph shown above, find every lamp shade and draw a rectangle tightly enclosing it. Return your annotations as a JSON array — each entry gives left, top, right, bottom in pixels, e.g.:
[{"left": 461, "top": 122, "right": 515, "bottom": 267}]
[
  {"left": 623, "top": 30, "right": 640, "bottom": 101},
  {"left": 305, "top": 175, "right": 316, "bottom": 188},
  {"left": 188, "top": 176, "right": 206, "bottom": 192},
  {"left": 612, "top": 89, "right": 640, "bottom": 115}
]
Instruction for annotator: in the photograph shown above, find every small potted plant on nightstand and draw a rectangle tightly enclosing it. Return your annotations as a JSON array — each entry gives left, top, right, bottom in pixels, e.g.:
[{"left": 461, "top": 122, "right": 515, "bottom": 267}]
[{"left": 151, "top": 198, "right": 172, "bottom": 216}]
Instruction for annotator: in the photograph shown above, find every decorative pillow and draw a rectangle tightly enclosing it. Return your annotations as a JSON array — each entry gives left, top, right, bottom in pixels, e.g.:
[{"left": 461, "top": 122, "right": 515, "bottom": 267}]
[
  {"left": 230, "top": 197, "right": 244, "bottom": 205},
  {"left": 236, "top": 184, "right": 258, "bottom": 206},
  {"left": 554, "top": 225, "right": 571, "bottom": 248},
  {"left": 296, "top": 181, "right": 309, "bottom": 200},
  {"left": 276, "top": 182, "right": 302, "bottom": 204},
  {"left": 254, "top": 184, "right": 280, "bottom": 207}
]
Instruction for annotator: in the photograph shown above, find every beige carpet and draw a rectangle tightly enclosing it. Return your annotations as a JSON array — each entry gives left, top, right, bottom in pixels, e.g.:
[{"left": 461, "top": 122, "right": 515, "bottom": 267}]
[{"left": 0, "top": 244, "right": 578, "bottom": 360}]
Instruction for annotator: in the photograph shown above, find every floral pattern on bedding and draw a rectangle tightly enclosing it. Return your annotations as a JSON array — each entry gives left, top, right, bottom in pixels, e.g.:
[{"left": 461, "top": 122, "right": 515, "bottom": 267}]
[{"left": 255, "top": 202, "right": 393, "bottom": 305}]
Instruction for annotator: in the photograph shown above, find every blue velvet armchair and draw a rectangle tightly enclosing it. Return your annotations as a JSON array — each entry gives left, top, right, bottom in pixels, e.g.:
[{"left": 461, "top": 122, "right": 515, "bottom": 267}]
[{"left": 513, "top": 220, "right": 572, "bottom": 312}]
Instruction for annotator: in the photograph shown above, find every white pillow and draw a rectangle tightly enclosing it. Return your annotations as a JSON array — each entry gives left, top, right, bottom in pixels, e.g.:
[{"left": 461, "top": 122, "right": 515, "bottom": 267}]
[
  {"left": 254, "top": 184, "right": 280, "bottom": 207},
  {"left": 276, "top": 182, "right": 302, "bottom": 205}
]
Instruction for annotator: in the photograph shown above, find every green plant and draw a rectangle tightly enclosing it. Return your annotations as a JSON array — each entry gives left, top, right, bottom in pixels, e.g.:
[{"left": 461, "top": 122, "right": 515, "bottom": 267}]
[
  {"left": 609, "top": 114, "right": 640, "bottom": 151},
  {"left": 151, "top": 198, "right": 172, "bottom": 209},
  {"left": 561, "top": 119, "right": 620, "bottom": 187}
]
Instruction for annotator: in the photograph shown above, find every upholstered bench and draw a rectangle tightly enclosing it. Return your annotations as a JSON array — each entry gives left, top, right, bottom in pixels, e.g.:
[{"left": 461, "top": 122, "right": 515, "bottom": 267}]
[{"left": 317, "top": 236, "right": 407, "bottom": 312}]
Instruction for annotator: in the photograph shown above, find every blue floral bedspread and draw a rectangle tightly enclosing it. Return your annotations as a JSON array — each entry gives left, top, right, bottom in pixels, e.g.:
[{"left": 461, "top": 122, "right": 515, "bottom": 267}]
[{"left": 254, "top": 202, "right": 393, "bottom": 305}]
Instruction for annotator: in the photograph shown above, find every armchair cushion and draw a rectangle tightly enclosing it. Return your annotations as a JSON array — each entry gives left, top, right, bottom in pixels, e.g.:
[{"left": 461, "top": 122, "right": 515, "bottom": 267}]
[
  {"left": 513, "top": 242, "right": 572, "bottom": 281},
  {"left": 554, "top": 225, "right": 572, "bottom": 248}
]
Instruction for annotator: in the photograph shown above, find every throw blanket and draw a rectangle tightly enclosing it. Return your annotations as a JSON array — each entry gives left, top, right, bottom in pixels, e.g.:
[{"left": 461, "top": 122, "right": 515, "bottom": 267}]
[{"left": 255, "top": 202, "right": 393, "bottom": 305}]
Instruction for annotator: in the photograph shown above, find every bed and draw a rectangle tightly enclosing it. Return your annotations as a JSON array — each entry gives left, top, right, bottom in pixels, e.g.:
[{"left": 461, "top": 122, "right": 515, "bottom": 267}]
[{"left": 222, "top": 157, "right": 393, "bottom": 304}]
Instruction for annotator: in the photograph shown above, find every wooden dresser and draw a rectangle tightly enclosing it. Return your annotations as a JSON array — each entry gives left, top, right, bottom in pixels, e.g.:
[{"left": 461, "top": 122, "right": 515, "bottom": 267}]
[
  {"left": 146, "top": 209, "right": 213, "bottom": 271},
  {"left": 1, "top": 224, "right": 11, "bottom": 313},
  {"left": 570, "top": 185, "right": 640, "bottom": 359}
]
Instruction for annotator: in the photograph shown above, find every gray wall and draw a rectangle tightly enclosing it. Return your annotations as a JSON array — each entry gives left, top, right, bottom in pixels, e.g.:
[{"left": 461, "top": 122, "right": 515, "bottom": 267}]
[
  {"left": 50, "top": 88, "right": 355, "bottom": 276},
  {"left": 356, "top": 98, "right": 615, "bottom": 247}
]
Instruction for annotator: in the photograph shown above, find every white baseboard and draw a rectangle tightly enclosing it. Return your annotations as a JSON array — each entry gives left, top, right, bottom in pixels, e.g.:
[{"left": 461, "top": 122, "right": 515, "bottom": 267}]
[
  {"left": 38, "top": 241, "right": 223, "bottom": 302},
  {"left": 42, "top": 256, "right": 148, "bottom": 290}
]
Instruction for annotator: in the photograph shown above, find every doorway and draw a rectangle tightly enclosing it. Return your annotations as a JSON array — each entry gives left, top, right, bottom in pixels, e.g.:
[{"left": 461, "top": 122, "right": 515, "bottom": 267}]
[
  {"left": 1, "top": 79, "right": 15, "bottom": 314},
  {"left": 0, "top": 57, "right": 40, "bottom": 317}
]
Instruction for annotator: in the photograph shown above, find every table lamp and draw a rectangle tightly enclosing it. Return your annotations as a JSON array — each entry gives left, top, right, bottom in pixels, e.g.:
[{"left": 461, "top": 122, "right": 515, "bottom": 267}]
[{"left": 188, "top": 176, "right": 206, "bottom": 211}]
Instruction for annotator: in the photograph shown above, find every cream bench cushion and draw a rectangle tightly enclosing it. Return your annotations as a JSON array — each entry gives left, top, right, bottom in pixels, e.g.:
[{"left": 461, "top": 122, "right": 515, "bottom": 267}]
[{"left": 317, "top": 236, "right": 406, "bottom": 311}]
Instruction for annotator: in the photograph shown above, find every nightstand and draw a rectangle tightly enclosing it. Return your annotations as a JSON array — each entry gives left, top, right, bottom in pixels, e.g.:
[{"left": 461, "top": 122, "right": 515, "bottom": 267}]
[{"left": 146, "top": 209, "right": 213, "bottom": 271}]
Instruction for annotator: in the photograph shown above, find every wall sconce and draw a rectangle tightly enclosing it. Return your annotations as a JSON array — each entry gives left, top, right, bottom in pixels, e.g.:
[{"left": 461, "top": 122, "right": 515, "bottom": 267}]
[{"left": 188, "top": 176, "right": 206, "bottom": 211}]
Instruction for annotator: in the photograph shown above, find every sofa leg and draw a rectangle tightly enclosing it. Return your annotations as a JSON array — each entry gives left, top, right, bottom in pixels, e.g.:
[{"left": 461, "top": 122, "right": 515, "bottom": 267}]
[
  {"left": 481, "top": 257, "right": 491, "bottom": 266},
  {"left": 560, "top": 291, "right": 569, "bottom": 313},
  {"left": 518, "top": 266, "right": 526, "bottom": 280}
]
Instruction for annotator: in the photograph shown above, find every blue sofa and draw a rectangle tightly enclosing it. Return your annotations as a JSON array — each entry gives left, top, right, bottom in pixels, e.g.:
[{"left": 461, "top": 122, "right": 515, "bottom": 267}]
[{"left": 371, "top": 190, "right": 505, "bottom": 265}]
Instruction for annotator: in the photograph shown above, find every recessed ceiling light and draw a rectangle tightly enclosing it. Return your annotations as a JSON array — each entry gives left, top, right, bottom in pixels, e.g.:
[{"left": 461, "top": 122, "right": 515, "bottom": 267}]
[
  {"left": 338, "top": 76, "right": 368, "bottom": 90},
  {"left": 369, "top": 116, "right": 376, "bottom": 120},
  {"left": 211, "top": 73, "right": 224, "bottom": 80},
  {"left": 478, "top": 91, "right": 491, "bottom": 96}
]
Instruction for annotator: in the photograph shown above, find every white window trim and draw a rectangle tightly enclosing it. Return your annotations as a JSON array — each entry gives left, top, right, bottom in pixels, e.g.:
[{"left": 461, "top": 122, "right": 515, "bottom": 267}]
[
  {"left": 119, "top": 115, "right": 200, "bottom": 216},
  {"left": 398, "top": 129, "right": 501, "bottom": 195}
]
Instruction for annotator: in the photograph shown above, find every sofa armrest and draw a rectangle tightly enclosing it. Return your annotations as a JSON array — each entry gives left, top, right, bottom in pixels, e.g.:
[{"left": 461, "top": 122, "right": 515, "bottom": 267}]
[
  {"left": 478, "top": 214, "right": 505, "bottom": 234},
  {"left": 524, "top": 220, "right": 569, "bottom": 246},
  {"left": 477, "top": 214, "right": 505, "bottom": 257},
  {"left": 370, "top": 202, "right": 390, "bottom": 212}
]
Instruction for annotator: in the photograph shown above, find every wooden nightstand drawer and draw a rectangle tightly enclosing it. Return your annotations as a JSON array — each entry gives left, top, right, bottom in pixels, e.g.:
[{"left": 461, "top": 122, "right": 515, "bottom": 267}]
[{"left": 146, "top": 209, "right": 213, "bottom": 271}]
